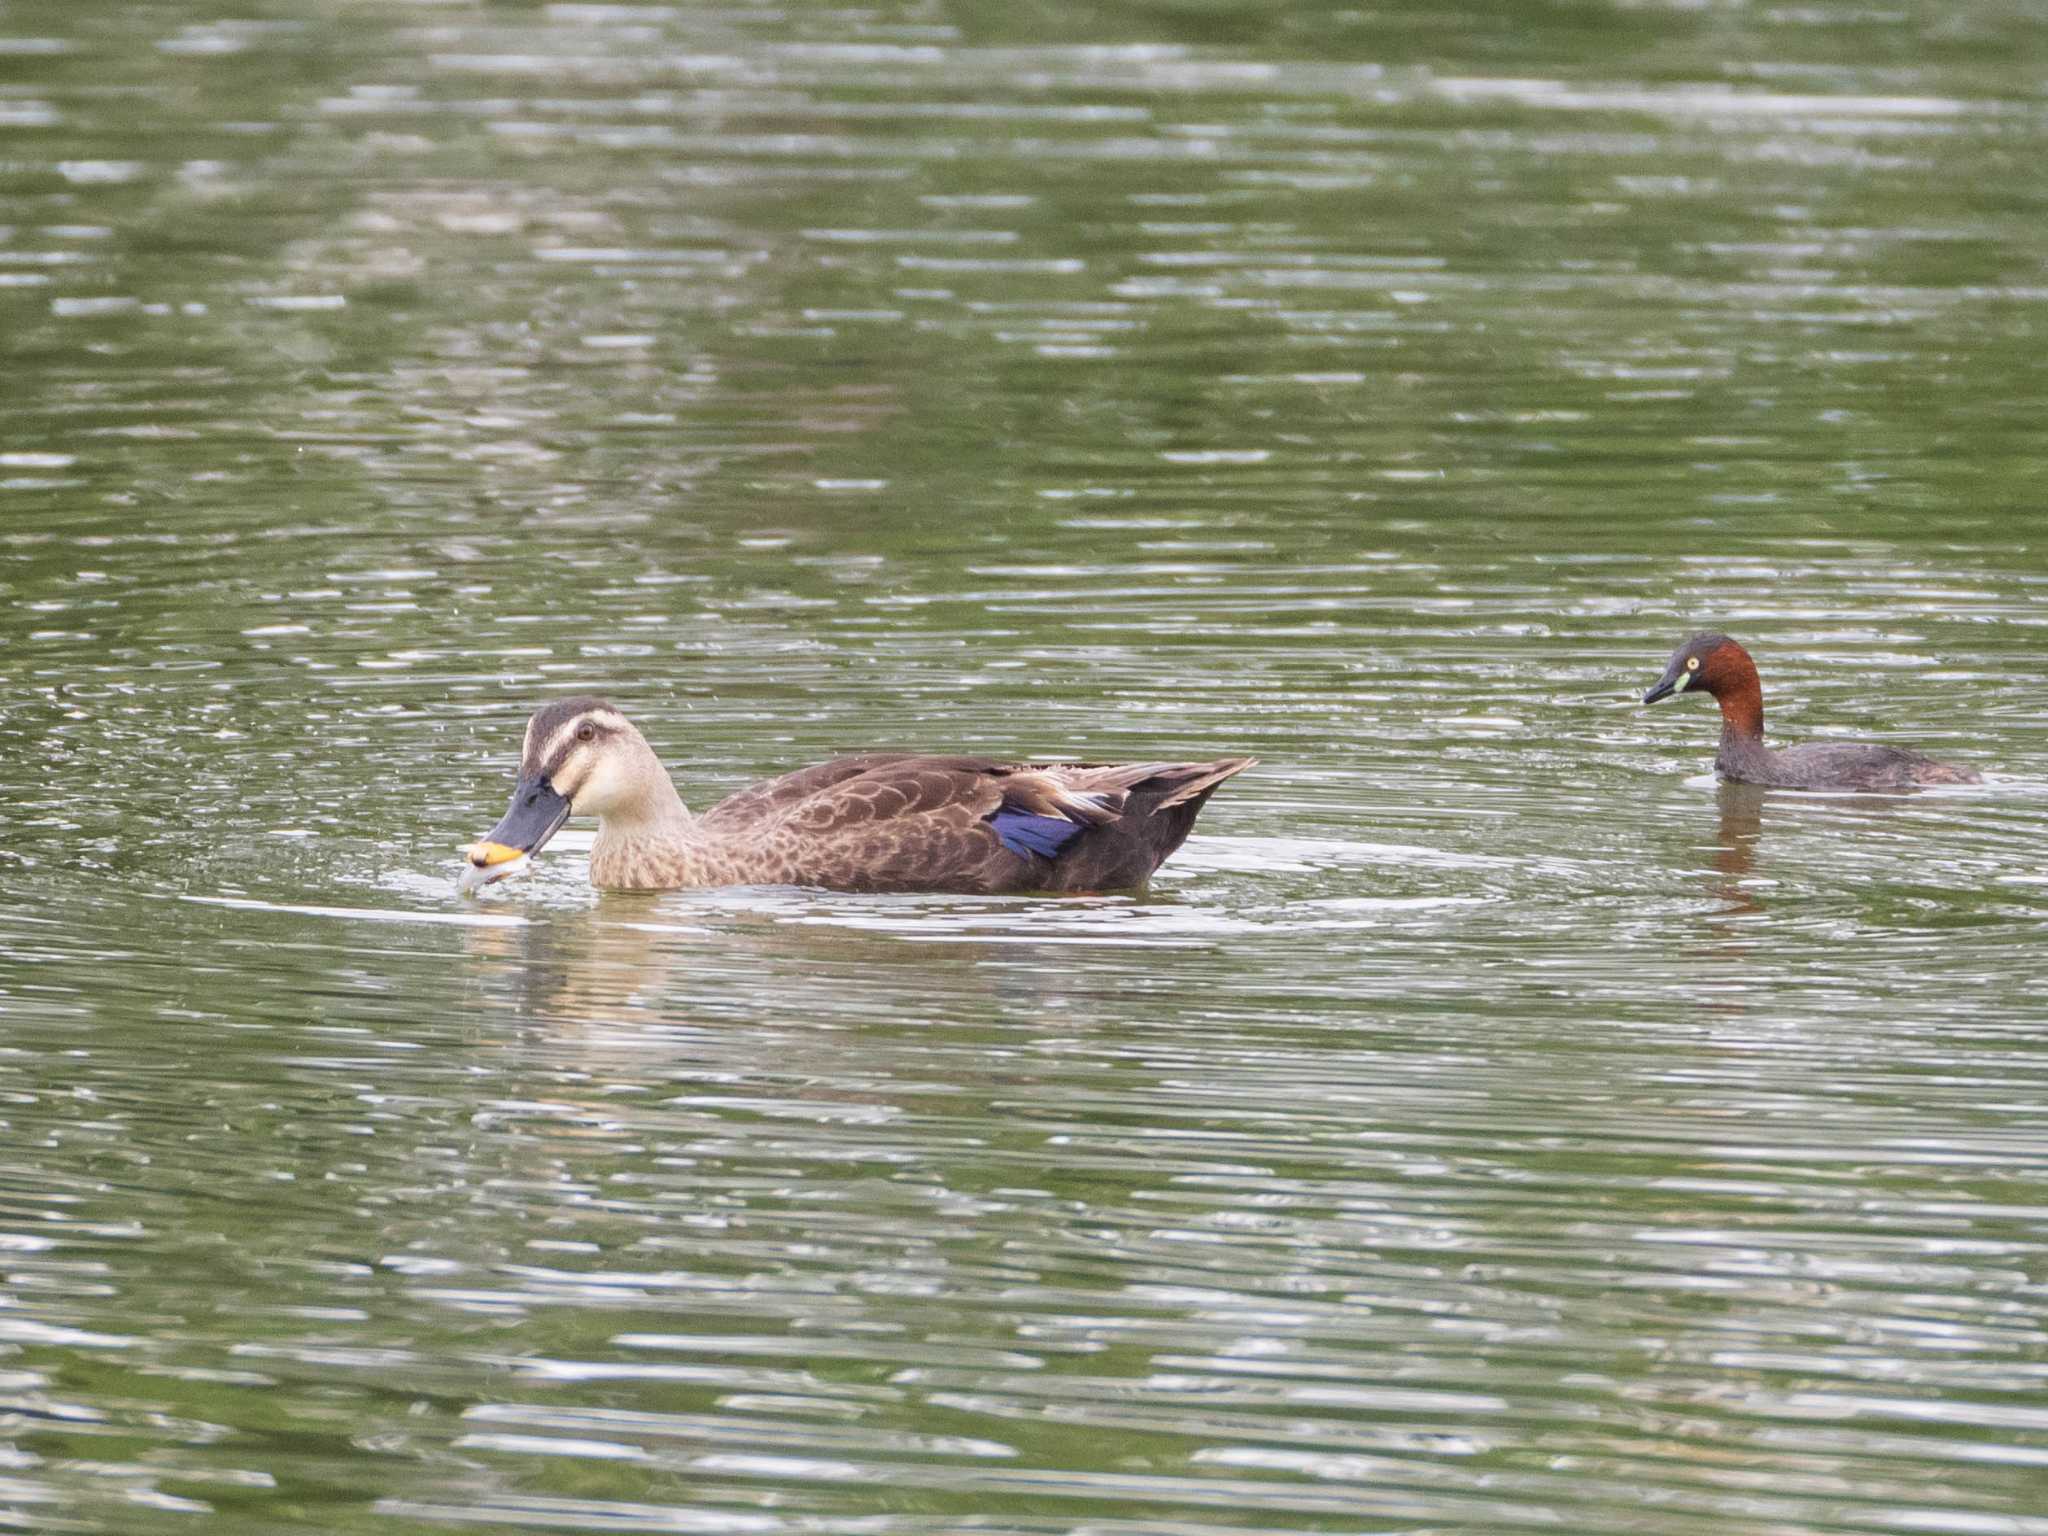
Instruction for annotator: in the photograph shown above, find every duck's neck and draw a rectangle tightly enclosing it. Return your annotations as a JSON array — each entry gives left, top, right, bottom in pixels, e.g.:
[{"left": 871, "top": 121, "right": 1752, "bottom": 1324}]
[
  {"left": 1711, "top": 668, "right": 1771, "bottom": 776},
  {"left": 589, "top": 773, "right": 714, "bottom": 890}
]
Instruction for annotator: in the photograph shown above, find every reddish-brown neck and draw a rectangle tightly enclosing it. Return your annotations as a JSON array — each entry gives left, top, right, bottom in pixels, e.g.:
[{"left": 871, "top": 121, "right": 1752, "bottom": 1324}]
[{"left": 1706, "top": 647, "right": 1765, "bottom": 742}]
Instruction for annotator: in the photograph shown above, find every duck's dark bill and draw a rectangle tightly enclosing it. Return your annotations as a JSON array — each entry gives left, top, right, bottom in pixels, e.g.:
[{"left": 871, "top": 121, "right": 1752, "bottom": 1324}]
[
  {"left": 457, "top": 774, "right": 570, "bottom": 894},
  {"left": 482, "top": 774, "right": 571, "bottom": 853}
]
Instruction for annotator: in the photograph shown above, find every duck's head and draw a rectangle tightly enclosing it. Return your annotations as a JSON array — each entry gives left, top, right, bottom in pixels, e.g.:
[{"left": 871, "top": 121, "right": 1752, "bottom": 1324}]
[
  {"left": 1643, "top": 632, "right": 1750, "bottom": 704},
  {"left": 463, "top": 697, "right": 659, "bottom": 878}
]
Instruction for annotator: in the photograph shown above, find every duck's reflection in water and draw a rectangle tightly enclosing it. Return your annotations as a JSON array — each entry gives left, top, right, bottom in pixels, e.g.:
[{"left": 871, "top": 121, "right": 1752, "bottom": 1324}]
[
  {"left": 460, "top": 896, "right": 1029, "bottom": 1029},
  {"left": 449, "top": 889, "right": 1151, "bottom": 1070},
  {"left": 449, "top": 895, "right": 1142, "bottom": 1190}
]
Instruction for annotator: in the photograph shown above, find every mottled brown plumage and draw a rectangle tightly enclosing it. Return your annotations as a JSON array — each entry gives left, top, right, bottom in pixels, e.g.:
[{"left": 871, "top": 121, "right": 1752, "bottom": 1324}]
[{"left": 464, "top": 697, "right": 1253, "bottom": 894}]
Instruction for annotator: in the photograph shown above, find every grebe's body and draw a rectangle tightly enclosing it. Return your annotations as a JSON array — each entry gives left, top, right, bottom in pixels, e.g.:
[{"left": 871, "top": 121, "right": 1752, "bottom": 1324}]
[{"left": 1643, "top": 634, "right": 1980, "bottom": 790}]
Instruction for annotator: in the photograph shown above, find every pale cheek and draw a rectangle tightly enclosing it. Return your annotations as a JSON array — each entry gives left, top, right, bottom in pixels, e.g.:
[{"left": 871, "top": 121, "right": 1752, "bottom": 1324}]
[
  {"left": 548, "top": 747, "right": 588, "bottom": 807},
  {"left": 568, "top": 755, "right": 624, "bottom": 814}
]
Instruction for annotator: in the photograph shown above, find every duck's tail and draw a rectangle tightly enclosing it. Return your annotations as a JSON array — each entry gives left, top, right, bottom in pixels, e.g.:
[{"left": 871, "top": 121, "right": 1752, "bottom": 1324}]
[
  {"left": 1036, "top": 757, "right": 1255, "bottom": 891},
  {"left": 1148, "top": 756, "right": 1258, "bottom": 810}
]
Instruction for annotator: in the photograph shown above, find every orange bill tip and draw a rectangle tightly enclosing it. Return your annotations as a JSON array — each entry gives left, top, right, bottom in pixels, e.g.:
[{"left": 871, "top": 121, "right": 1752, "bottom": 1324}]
[{"left": 464, "top": 840, "right": 527, "bottom": 868}]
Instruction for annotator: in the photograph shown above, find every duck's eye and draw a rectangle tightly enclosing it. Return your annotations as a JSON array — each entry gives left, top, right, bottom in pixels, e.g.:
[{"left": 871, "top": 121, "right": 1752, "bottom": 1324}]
[
  {"left": 1685, "top": 656, "right": 1700, "bottom": 672},
  {"left": 576, "top": 723, "right": 596, "bottom": 742}
]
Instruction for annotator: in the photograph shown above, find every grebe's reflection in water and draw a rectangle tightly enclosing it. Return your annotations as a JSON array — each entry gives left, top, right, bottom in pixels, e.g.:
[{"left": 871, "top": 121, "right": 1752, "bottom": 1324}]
[{"left": 1708, "top": 782, "right": 1768, "bottom": 918}]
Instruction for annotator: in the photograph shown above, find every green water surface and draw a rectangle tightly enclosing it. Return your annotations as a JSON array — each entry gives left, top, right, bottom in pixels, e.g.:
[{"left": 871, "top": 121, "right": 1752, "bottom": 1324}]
[{"left": 2, "top": 2, "right": 2047, "bottom": 1532}]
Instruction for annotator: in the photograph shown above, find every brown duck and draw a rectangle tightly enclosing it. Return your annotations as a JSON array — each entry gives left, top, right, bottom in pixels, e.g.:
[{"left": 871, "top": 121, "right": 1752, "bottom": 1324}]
[{"left": 461, "top": 697, "right": 1254, "bottom": 894}]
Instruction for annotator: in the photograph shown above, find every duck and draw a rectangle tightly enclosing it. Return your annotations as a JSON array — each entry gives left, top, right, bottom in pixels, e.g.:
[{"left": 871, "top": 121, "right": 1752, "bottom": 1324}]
[
  {"left": 461, "top": 696, "right": 1255, "bottom": 894},
  {"left": 1642, "top": 632, "right": 1981, "bottom": 789}
]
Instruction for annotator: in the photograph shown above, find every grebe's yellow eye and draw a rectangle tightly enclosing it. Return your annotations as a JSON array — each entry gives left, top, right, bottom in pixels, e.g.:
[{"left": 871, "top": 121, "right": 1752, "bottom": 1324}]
[{"left": 1685, "top": 656, "right": 1700, "bottom": 671}]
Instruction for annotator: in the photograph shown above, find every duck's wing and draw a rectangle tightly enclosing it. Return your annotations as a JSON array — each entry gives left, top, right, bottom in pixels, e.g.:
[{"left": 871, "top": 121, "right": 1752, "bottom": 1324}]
[
  {"left": 787, "top": 758, "right": 1123, "bottom": 837},
  {"left": 700, "top": 753, "right": 1253, "bottom": 892},
  {"left": 699, "top": 752, "right": 938, "bottom": 829},
  {"left": 694, "top": 756, "right": 1130, "bottom": 889}
]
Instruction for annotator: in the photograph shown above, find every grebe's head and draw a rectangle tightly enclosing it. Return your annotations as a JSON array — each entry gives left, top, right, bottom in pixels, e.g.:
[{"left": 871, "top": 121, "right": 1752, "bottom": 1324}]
[{"left": 1643, "top": 632, "right": 1751, "bottom": 705}]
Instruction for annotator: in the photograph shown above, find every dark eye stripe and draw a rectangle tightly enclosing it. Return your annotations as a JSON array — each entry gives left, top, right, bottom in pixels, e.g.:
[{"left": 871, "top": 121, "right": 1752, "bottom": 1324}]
[{"left": 545, "top": 722, "right": 620, "bottom": 774}]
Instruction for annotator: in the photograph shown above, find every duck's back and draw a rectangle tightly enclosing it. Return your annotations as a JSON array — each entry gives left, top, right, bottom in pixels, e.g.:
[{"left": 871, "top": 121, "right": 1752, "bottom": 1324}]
[
  {"left": 697, "top": 752, "right": 1250, "bottom": 893},
  {"left": 700, "top": 752, "right": 974, "bottom": 829}
]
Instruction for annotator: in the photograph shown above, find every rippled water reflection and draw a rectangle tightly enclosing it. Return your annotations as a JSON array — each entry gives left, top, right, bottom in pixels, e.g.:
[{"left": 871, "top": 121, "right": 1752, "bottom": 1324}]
[{"left": 4, "top": 1, "right": 2048, "bottom": 1532}]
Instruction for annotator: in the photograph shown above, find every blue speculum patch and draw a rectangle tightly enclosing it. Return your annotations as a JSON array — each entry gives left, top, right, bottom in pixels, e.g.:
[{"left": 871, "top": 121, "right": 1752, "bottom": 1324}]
[{"left": 987, "top": 807, "right": 1088, "bottom": 860}]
